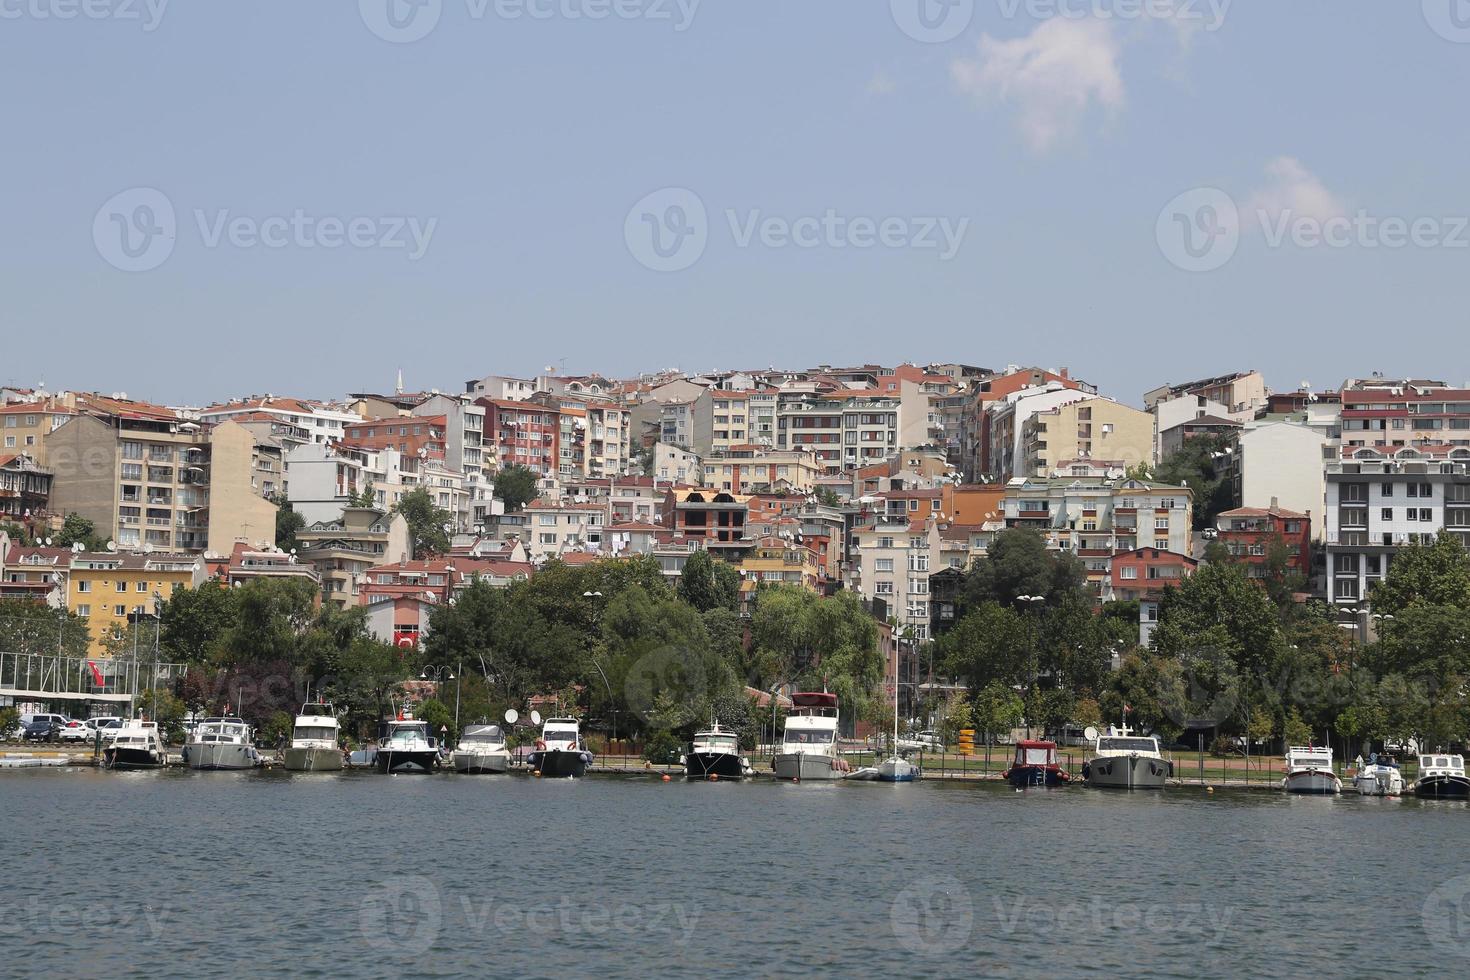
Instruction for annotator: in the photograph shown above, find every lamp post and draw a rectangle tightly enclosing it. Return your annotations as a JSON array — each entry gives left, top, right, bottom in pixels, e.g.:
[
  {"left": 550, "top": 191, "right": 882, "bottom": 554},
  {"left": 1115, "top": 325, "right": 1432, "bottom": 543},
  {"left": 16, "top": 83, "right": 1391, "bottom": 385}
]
[
  {"left": 1017, "top": 594, "right": 1046, "bottom": 738},
  {"left": 581, "top": 591, "right": 616, "bottom": 750},
  {"left": 420, "top": 664, "right": 457, "bottom": 739}
]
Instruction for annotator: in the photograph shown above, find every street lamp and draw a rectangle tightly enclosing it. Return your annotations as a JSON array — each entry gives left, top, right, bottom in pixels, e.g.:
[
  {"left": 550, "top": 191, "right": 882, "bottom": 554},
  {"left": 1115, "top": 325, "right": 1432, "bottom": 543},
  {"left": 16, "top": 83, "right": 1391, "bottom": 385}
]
[
  {"left": 1017, "top": 594, "right": 1045, "bottom": 738},
  {"left": 420, "top": 664, "right": 458, "bottom": 739}
]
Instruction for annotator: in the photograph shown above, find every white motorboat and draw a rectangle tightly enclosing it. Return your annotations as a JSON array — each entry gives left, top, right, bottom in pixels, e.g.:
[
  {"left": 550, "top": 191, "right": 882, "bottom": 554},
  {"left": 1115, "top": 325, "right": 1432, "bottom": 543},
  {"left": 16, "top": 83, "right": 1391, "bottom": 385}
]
[
  {"left": 683, "top": 722, "right": 751, "bottom": 780},
  {"left": 1413, "top": 753, "right": 1470, "bottom": 799},
  {"left": 1083, "top": 726, "right": 1171, "bottom": 790},
  {"left": 528, "top": 714, "right": 592, "bottom": 777},
  {"left": 103, "top": 719, "right": 167, "bottom": 770},
  {"left": 183, "top": 717, "right": 261, "bottom": 771},
  {"left": 773, "top": 692, "right": 845, "bottom": 781},
  {"left": 1352, "top": 754, "right": 1404, "bottom": 796},
  {"left": 375, "top": 716, "right": 440, "bottom": 774},
  {"left": 452, "top": 723, "right": 511, "bottom": 774},
  {"left": 1282, "top": 746, "right": 1341, "bottom": 795},
  {"left": 284, "top": 702, "right": 342, "bottom": 772}
]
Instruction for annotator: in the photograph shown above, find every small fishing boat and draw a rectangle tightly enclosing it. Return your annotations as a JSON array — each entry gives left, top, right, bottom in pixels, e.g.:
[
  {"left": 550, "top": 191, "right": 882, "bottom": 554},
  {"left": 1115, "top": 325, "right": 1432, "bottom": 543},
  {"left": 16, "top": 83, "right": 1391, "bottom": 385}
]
[
  {"left": 452, "top": 723, "right": 511, "bottom": 774},
  {"left": 375, "top": 716, "right": 440, "bottom": 774},
  {"left": 528, "top": 715, "right": 592, "bottom": 778},
  {"left": 1352, "top": 754, "right": 1404, "bottom": 797},
  {"left": 1413, "top": 753, "right": 1470, "bottom": 799},
  {"left": 1281, "top": 745, "right": 1340, "bottom": 795},
  {"left": 283, "top": 701, "right": 342, "bottom": 772},
  {"left": 773, "top": 692, "right": 846, "bottom": 781},
  {"left": 1082, "top": 725, "right": 1170, "bottom": 790},
  {"left": 1003, "top": 739, "right": 1071, "bottom": 787},
  {"left": 183, "top": 717, "right": 261, "bottom": 771},
  {"left": 103, "top": 719, "right": 167, "bottom": 770},
  {"left": 682, "top": 723, "right": 750, "bottom": 780}
]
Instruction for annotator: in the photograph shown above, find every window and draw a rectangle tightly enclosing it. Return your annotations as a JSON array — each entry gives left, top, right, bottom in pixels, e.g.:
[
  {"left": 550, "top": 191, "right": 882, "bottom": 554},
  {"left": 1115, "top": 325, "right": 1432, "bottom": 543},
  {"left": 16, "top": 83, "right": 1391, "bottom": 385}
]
[
  {"left": 136, "top": 582, "right": 148, "bottom": 593},
  {"left": 1383, "top": 508, "right": 1394, "bottom": 521},
  {"left": 114, "top": 605, "right": 127, "bottom": 617},
  {"left": 1154, "top": 517, "right": 1169, "bottom": 530},
  {"left": 77, "top": 605, "right": 90, "bottom": 617},
  {"left": 116, "top": 581, "right": 127, "bottom": 592},
  {"left": 875, "top": 581, "right": 894, "bottom": 595},
  {"left": 1120, "top": 566, "right": 1138, "bottom": 580},
  {"left": 875, "top": 558, "right": 894, "bottom": 573},
  {"left": 2, "top": 437, "right": 12, "bottom": 448},
  {"left": 1381, "top": 483, "right": 1394, "bottom": 497},
  {"left": 77, "top": 580, "right": 91, "bottom": 593},
  {"left": 1420, "top": 508, "right": 1433, "bottom": 522},
  {"left": 539, "top": 533, "right": 556, "bottom": 545}
]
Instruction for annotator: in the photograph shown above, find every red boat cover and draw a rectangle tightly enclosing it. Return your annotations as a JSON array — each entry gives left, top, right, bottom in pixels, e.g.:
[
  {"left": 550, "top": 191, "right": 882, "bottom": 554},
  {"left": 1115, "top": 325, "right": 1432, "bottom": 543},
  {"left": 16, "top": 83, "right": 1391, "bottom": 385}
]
[{"left": 790, "top": 692, "right": 839, "bottom": 708}]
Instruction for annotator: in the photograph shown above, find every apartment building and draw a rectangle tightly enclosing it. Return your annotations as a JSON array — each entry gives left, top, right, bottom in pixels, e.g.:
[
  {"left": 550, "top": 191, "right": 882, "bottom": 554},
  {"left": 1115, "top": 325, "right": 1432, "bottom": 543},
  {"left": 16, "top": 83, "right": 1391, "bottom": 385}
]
[
  {"left": 738, "top": 536, "right": 823, "bottom": 610},
  {"left": 1020, "top": 397, "right": 1155, "bottom": 478},
  {"left": 412, "top": 394, "right": 490, "bottom": 528},
  {"left": 479, "top": 399, "right": 560, "bottom": 478},
  {"left": 47, "top": 412, "right": 280, "bottom": 556},
  {"left": 463, "top": 374, "right": 539, "bottom": 401},
  {"left": 658, "top": 398, "right": 696, "bottom": 450},
  {"left": 296, "top": 507, "right": 412, "bottom": 607},
  {"left": 848, "top": 514, "right": 943, "bottom": 641},
  {"left": 955, "top": 367, "right": 1091, "bottom": 481},
  {"left": 1216, "top": 502, "right": 1311, "bottom": 578},
  {"left": 1159, "top": 415, "right": 1242, "bottom": 458},
  {"left": 775, "top": 392, "right": 900, "bottom": 472},
  {"left": 0, "top": 543, "right": 70, "bottom": 604},
  {"left": 661, "top": 488, "right": 752, "bottom": 558},
  {"left": 983, "top": 383, "right": 1094, "bottom": 481},
  {"left": 1107, "top": 548, "right": 1198, "bottom": 644},
  {"left": 1337, "top": 377, "right": 1470, "bottom": 449},
  {"left": 67, "top": 550, "right": 205, "bottom": 657},
  {"left": 0, "top": 401, "right": 75, "bottom": 463},
  {"left": 1003, "top": 469, "right": 1194, "bottom": 599},
  {"left": 0, "top": 453, "right": 52, "bottom": 524},
  {"left": 199, "top": 395, "right": 360, "bottom": 446},
  {"left": 1324, "top": 444, "right": 1470, "bottom": 605},
  {"left": 212, "top": 541, "right": 322, "bottom": 590},
  {"left": 1143, "top": 371, "right": 1269, "bottom": 418},
  {"left": 521, "top": 499, "right": 605, "bottom": 560},
  {"left": 1237, "top": 418, "right": 1332, "bottom": 541},
  {"left": 654, "top": 442, "right": 701, "bottom": 484},
  {"left": 700, "top": 446, "right": 823, "bottom": 494},
  {"left": 690, "top": 388, "right": 751, "bottom": 456},
  {"left": 556, "top": 475, "right": 666, "bottom": 524}
]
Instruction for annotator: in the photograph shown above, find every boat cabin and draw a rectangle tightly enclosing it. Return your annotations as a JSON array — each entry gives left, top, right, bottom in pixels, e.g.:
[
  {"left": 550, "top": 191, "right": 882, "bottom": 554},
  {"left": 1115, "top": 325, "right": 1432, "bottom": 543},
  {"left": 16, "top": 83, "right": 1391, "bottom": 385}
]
[
  {"left": 782, "top": 692, "right": 839, "bottom": 745},
  {"left": 194, "top": 718, "right": 250, "bottom": 743},
  {"left": 1285, "top": 746, "right": 1333, "bottom": 770},
  {"left": 1012, "top": 740, "right": 1060, "bottom": 768},
  {"left": 459, "top": 724, "right": 506, "bottom": 748},
  {"left": 542, "top": 718, "right": 580, "bottom": 749},
  {"left": 1419, "top": 754, "right": 1466, "bottom": 775},
  {"left": 1094, "top": 734, "right": 1160, "bottom": 756},
  {"left": 694, "top": 729, "right": 740, "bottom": 752}
]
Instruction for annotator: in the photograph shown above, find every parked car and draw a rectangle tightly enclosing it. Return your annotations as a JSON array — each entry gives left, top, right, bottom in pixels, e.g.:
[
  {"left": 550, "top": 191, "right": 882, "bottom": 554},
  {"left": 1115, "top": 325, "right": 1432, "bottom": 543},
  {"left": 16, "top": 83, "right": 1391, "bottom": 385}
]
[
  {"left": 21, "top": 717, "right": 64, "bottom": 742},
  {"left": 85, "top": 717, "right": 124, "bottom": 742},
  {"left": 909, "top": 730, "right": 945, "bottom": 749},
  {"left": 58, "top": 719, "right": 94, "bottom": 742}
]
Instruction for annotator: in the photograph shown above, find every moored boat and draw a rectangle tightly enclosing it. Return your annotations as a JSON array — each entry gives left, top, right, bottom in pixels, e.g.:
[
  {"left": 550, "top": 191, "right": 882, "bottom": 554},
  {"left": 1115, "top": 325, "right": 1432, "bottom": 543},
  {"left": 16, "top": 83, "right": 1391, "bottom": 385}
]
[
  {"left": 773, "top": 692, "right": 845, "bottom": 781},
  {"left": 1003, "top": 739, "right": 1072, "bottom": 787},
  {"left": 1281, "top": 745, "right": 1341, "bottom": 795},
  {"left": 375, "top": 716, "right": 440, "bottom": 774},
  {"left": 284, "top": 702, "right": 343, "bottom": 772},
  {"left": 183, "top": 717, "right": 261, "bottom": 771},
  {"left": 1353, "top": 755, "right": 1404, "bottom": 797},
  {"left": 1413, "top": 753, "right": 1470, "bottom": 799},
  {"left": 103, "top": 719, "right": 167, "bottom": 770},
  {"left": 683, "top": 723, "right": 750, "bottom": 780},
  {"left": 528, "top": 717, "right": 591, "bottom": 778},
  {"left": 1082, "top": 726, "right": 1170, "bottom": 790},
  {"left": 452, "top": 723, "right": 511, "bottom": 774}
]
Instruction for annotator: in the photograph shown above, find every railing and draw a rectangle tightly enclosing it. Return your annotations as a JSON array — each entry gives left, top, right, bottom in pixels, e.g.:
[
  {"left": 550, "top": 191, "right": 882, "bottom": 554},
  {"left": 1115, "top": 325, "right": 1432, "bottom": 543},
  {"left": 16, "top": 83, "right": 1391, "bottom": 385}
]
[{"left": 0, "top": 651, "right": 186, "bottom": 703}]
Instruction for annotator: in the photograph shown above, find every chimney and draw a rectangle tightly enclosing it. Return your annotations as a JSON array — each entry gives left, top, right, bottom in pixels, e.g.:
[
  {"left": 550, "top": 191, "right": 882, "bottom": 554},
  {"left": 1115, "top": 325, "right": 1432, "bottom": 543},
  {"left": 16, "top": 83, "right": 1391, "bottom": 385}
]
[{"left": 1270, "top": 496, "right": 1279, "bottom": 510}]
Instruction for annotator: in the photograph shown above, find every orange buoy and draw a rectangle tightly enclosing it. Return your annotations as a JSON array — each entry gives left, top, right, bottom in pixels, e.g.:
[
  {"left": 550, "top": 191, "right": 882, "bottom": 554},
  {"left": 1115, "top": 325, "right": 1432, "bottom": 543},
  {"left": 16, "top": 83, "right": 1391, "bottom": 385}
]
[
  {"left": 708, "top": 774, "right": 718, "bottom": 782},
  {"left": 533, "top": 771, "right": 542, "bottom": 777},
  {"left": 661, "top": 774, "right": 671, "bottom": 782}
]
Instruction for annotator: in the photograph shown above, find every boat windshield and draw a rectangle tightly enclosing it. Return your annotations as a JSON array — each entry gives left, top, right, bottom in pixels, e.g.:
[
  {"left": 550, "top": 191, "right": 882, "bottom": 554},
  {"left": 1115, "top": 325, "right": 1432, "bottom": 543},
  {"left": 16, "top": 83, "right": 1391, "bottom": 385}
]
[
  {"left": 1022, "top": 747, "right": 1054, "bottom": 765},
  {"left": 784, "top": 730, "right": 833, "bottom": 744},
  {"left": 293, "top": 725, "right": 336, "bottom": 742},
  {"left": 1098, "top": 737, "right": 1157, "bottom": 753},
  {"left": 545, "top": 728, "right": 578, "bottom": 742}
]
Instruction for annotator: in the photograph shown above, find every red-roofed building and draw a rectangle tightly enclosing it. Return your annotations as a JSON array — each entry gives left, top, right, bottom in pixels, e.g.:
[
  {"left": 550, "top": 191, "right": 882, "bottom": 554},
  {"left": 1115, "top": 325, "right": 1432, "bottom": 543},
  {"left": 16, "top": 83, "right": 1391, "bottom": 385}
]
[
  {"left": 1217, "top": 502, "right": 1311, "bottom": 577},
  {"left": 215, "top": 541, "right": 322, "bottom": 590},
  {"left": 478, "top": 398, "right": 560, "bottom": 478},
  {"left": 199, "top": 395, "right": 361, "bottom": 445},
  {"left": 1107, "top": 547, "right": 1199, "bottom": 643}
]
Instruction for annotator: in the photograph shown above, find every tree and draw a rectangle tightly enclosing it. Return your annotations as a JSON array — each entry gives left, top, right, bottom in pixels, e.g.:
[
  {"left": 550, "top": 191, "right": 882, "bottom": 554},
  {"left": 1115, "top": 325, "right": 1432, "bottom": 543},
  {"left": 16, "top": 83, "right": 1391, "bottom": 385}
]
[
  {"left": 330, "top": 636, "right": 414, "bottom": 739},
  {"left": 353, "top": 481, "right": 377, "bottom": 509},
  {"left": 55, "top": 513, "right": 106, "bottom": 551},
  {"left": 159, "top": 581, "right": 237, "bottom": 663},
  {"left": 816, "top": 486, "right": 842, "bottom": 508},
  {"left": 1282, "top": 706, "right": 1312, "bottom": 747},
  {"left": 213, "top": 577, "right": 320, "bottom": 668},
  {"left": 972, "top": 681, "right": 1024, "bottom": 768},
  {"left": 393, "top": 486, "right": 452, "bottom": 556},
  {"left": 274, "top": 497, "right": 305, "bottom": 553},
  {"left": 492, "top": 464, "right": 540, "bottom": 513},
  {"left": 676, "top": 549, "right": 741, "bottom": 614},
  {"left": 1370, "top": 531, "right": 1470, "bottom": 615},
  {"left": 960, "top": 528, "right": 1088, "bottom": 612},
  {"left": 938, "top": 603, "right": 1028, "bottom": 693},
  {"left": 1153, "top": 434, "right": 1237, "bottom": 530}
]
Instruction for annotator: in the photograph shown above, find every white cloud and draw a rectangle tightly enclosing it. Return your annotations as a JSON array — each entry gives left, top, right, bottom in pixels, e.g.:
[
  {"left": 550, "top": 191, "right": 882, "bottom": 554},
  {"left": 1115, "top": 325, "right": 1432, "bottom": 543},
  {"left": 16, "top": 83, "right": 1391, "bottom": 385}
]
[
  {"left": 951, "top": 18, "right": 1124, "bottom": 153},
  {"left": 866, "top": 70, "right": 896, "bottom": 96},
  {"left": 1246, "top": 157, "right": 1348, "bottom": 226}
]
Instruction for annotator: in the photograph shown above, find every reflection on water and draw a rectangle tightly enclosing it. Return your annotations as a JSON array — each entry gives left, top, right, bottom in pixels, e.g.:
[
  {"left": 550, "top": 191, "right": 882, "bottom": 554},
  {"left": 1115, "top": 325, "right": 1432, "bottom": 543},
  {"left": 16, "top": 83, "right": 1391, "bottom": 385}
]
[{"left": 4, "top": 769, "right": 1467, "bottom": 979}]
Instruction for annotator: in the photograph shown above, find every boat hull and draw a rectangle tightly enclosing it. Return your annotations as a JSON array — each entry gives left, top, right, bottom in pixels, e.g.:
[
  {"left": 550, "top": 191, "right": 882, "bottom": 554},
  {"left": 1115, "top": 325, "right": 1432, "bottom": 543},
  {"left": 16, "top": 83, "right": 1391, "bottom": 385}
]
[
  {"left": 1414, "top": 774, "right": 1470, "bottom": 799},
  {"left": 104, "top": 746, "right": 165, "bottom": 770},
  {"left": 773, "top": 752, "right": 839, "bottom": 781},
  {"left": 533, "top": 749, "right": 588, "bottom": 778},
  {"left": 685, "top": 751, "right": 746, "bottom": 780},
  {"left": 453, "top": 751, "right": 511, "bottom": 774},
  {"left": 1353, "top": 767, "right": 1404, "bottom": 797},
  {"left": 185, "top": 743, "right": 259, "bottom": 771},
  {"left": 877, "top": 757, "right": 919, "bottom": 782},
  {"left": 284, "top": 746, "right": 343, "bottom": 772},
  {"left": 1006, "top": 764, "right": 1070, "bottom": 788},
  {"left": 1283, "top": 770, "right": 1342, "bottom": 795},
  {"left": 376, "top": 749, "right": 439, "bottom": 774},
  {"left": 1085, "top": 754, "right": 1169, "bottom": 790}
]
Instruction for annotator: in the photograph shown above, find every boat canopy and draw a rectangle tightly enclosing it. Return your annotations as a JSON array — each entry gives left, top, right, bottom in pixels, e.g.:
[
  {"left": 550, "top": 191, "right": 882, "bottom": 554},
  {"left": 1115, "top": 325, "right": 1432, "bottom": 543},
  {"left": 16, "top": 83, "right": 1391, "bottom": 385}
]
[
  {"left": 1013, "top": 740, "right": 1058, "bottom": 766},
  {"left": 461, "top": 724, "right": 504, "bottom": 740},
  {"left": 790, "top": 692, "right": 838, "bottom": 709}
]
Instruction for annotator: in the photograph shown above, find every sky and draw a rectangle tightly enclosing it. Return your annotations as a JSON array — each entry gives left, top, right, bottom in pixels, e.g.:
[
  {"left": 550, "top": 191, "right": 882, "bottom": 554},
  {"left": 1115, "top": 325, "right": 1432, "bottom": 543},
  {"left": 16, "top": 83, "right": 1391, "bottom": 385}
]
[{"left": 2, "top": 1, "right": 1468, "bottom": 407}]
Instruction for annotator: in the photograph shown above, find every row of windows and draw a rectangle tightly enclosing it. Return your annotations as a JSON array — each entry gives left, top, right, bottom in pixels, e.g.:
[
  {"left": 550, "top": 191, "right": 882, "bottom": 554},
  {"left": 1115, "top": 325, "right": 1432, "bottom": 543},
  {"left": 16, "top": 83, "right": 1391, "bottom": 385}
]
[{"left": 76, "top": 580, "right": 157, "bottom": 594}]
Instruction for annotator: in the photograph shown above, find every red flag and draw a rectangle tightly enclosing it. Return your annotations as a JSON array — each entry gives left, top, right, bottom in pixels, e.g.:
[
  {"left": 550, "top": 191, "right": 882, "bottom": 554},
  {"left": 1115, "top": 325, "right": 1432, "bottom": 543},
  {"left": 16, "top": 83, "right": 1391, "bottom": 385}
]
[
  {"left": 1124, "top": 704, "right": 1132, "bottom": 714},
  {"left": 86, "top": 661, "right": 104, "bottom": 686}
]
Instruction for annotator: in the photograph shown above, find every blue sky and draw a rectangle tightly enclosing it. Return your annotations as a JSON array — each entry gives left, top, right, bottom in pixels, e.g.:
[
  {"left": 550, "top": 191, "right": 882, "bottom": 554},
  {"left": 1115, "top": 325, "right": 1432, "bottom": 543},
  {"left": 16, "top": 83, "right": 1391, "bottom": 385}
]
[{"left": 2, "top": 1, "right": 1468, "bottom": 405}]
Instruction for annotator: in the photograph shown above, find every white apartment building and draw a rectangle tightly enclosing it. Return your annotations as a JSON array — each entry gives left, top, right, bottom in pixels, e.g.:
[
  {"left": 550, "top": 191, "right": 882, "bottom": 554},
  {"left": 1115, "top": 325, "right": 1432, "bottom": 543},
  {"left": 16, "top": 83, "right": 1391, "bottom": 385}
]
[
  {"left": 1238, "top": 418, "right": 1332, "bottom": 542},
  {"left": 655, "top": 442, "right": 701, "bottom": 484},
  {"left": 200, "top": 396, "right": 361, "bottom": 446},
  {"left": 849, "top": 514, "right": 943, "bottom": 641},
  {"left": 775, "top": 392, "right": 901, "bottom": 472},
  {"left": 521, "top": 499, "right": 606, "bottom": 561}
]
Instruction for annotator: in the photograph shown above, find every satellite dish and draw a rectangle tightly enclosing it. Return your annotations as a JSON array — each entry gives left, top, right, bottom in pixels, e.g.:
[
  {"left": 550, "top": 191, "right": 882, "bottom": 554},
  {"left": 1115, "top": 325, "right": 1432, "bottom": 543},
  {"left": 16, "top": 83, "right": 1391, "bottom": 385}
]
[
  {"left": 530, "top": 710, "right": 542, "bottom": 727},
  {"left": 504, "top": 708, "right": 519, "bottom": 725},
  {"left": 72, "top": 542, "right": 83, "bottom": 553},
  {"left": 106, "top": 540, "right": 117, "bottom": 552},
  {"left": 143, "top": 543, "right": 154, "bottom": 553},
  {"left": 1084, "top": 726, "right": 1099, "bottom": 743},
  {"left": 44, "top": 537, "right": 52, "bottom": 546}
]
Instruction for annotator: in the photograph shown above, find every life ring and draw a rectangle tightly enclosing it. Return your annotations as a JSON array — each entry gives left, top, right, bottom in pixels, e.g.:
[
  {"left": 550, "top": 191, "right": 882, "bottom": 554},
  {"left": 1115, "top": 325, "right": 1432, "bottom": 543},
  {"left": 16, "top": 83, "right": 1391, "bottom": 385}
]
[{"left": 535, "top": 738, "right": 547, "bottom": 751}]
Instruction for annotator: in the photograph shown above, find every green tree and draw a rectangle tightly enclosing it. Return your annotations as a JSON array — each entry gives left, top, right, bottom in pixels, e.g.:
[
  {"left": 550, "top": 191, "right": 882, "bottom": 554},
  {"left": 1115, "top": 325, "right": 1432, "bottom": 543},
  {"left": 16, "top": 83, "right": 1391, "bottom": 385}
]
[
  {"left": 213, "top": 577, "right": 320, "bottom": 668},
  {"left": 138, "top": 688, "right": 187, "bottom": 744},
  {"left": 1153, "top": 434, "right": 1237, "bottom": 530},
  {"left": 329, "top": 636, "right": 414, "bottom": 738},
  {"left": 816, "top": 486, "right": 842, "bottom": 508},
  {"left": 1370, "top": 531, "right": 1470, "bottom": 615},
  {"left": 159, "top": 581, "right": 238, "bottom": 663},
  {"left": 416, "top": 698, "right": 455, "bottom": 745},
  {"left": 0, "top": 601, "right": 91, "bottom": 659},
  {"left": 353, "top": 481, "right": 378, "bottom": 509},
  {"left": 676, "top": 549, "right": 741, "bottom": 613},
  {"left": 972, "top": 681, "right": 1023, "bottom": 766},
  {"left": 1282, "top": 706, "right": 1312, "bottom": 746},
  {"left": 55, "top": 512, "right": 106, "bottom": 551},
  {"left": 492, "top": 464, "right": 541, "bottom": 513},
  {"left": 1, "top": 522, "right": 35, "bottom": 546},
  {"left": 960, "top": 528, "right": 1088, "bottom": 611},
  {"left": 938, "top": 603, "right": 1028, "bottom": 693},
  {"left": 274, "top": 497, "right": 305, "bottom": 553},
  {"left": 393, "top": 486, "right": 452, "bottom": 556}
]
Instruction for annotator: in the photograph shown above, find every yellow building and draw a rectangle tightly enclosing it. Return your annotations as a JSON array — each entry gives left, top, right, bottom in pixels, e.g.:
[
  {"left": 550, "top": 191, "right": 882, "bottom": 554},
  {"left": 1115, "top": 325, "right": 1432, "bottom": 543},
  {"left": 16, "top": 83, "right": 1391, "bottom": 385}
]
[
  {"left": 1022, "top": 397, "right": 1156, "bottom": 477},
  {"left": 737, "top": 536, "right": 822, "bottom": 611},
  {"left": 0, "top": 401, "right": 76, "bottom": 465},
  {"left": 67, "top": 551, "right": 204, "bottom": 657}
]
